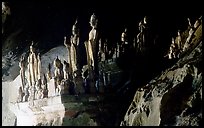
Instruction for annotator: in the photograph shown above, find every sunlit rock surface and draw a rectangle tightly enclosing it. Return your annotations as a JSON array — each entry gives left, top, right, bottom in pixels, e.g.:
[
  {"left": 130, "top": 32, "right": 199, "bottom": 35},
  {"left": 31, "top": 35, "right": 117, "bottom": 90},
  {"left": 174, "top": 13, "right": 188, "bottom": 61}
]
[{"left": 120, "top": 23, "right": 202, "bottom": 126}]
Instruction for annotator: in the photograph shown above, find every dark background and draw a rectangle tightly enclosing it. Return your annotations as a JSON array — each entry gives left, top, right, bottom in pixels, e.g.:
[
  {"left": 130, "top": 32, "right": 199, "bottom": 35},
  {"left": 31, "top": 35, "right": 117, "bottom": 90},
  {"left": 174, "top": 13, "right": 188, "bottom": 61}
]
[{"left": 7, "top": 1, "right": 201, "bottom": 46}]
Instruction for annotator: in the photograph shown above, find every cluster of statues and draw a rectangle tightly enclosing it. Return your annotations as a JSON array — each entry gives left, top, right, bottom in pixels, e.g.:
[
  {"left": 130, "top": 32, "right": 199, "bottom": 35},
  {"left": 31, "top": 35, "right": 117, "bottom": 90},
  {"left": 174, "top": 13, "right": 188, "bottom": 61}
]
[
  {"left": 17, "top": 14, "right": 110, "bottom": 103},
  {"left": 18, "top": 14, "right": 202, "bottom": 103},
  {"left": 165, "top": 16, "right": 202, "bottom": 59},
  {"left": 119, "top": 16, "right": 150, "bottom": 56},
  {"left": 18, "top": 42, "right": 48, "bottom": 103}
]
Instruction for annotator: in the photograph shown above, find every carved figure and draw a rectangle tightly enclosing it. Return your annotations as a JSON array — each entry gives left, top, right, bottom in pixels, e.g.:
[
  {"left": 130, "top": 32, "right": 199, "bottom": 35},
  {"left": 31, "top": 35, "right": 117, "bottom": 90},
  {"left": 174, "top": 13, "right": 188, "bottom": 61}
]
[{"left": 19, "top": 55, "right": 26, "bottom": 90}]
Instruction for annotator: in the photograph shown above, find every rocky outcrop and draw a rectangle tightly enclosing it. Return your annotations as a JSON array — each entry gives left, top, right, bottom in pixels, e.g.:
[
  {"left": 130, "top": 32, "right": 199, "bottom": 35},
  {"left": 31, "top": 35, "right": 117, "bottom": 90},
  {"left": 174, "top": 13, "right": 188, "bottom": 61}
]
[{"left": 120, "top": 22, "right": 202, "bottom": 126}]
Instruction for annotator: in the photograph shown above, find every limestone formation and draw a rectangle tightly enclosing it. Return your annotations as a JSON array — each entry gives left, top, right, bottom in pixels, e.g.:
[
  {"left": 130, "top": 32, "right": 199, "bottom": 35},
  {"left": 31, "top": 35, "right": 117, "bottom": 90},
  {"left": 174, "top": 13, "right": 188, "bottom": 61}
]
[
  {"left": 183, "top": 16, "right": 202, "bottom": 52},
  {"left": 121, "top": 22, "right": 202, "bottom": 126},
  {"left": 193, "top": 16, "right": 202, "bottom": 29}
]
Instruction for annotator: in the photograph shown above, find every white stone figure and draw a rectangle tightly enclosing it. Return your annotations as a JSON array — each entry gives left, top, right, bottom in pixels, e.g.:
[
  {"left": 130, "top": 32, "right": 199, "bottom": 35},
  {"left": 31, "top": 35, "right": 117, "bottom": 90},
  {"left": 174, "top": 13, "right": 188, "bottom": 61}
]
[
  {"left": 55, "top": 83, "right": 62, "bottom": 96},
  {"left": 121, "top": 28, "right": 128, "bottom": 43},
  {"left": 27, "top": 61, "right": 32, "bottom": 87},
  {"left": 28, "top": 42, "right": 37, "bottom": 86},
  {"left": 63, "top": 60, "right": 69, "bottom": 80},
  {"left": 17, "top": 86, "right": 24, "bottom": 102},
  {"left": 34, "top": 53, "right": 38, "bottom": 82},
  {"left": 35, "top": 85, "right": 40, "bottom": 100},
  {"left": 37, "top": 53, "right": 41, "bottom": 80},
  {"left": 28, "top": 85, "right": 35, "bottom": 103},
  {"left": 42, "top": 74, "right": 48, "bottom": 98},
  {"left": 46, "top": 63, "right": 52, "bottom": 81},
  {"left": 23, "top": 86, "right": 29, "bottom": 102},
  {"left": 54, "top": 57, "right": 63, "bottom": 79},
  {"left": 35, "top": 79, "right": 42, "bottom": 99},
  {"left": 19, "top": 55, "right": 26, "bottom": 91},
  {"left": 168, "top": 45, "right": 173, "bottom": 59}
]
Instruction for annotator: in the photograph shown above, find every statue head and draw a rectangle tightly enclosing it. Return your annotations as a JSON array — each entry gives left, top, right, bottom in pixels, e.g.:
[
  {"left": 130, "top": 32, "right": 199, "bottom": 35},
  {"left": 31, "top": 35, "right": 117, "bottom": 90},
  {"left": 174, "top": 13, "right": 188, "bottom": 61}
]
[
  {"left": 72, "top": 19, "right": 79, "bottom": 35},
  {"left": 124, "top": 28, "right": 127, "bottom": 33},
  {"left": 99, "top": 38, "right": 102, "bottom": 48},
  {"left": 178, "top": 30, "right": 181, "bottom": 35},
  {"left": 37, "top": 53, "right": 40, "bottom": 59},
  {"left": 30, "top": 41, "right": 35, "bottom": 53},
  {"left": 172, "top": 37, "right": 175, "bottom": 44},
  {"left": 89, "top": 13, "right": 98, "bottom": 28},
  {"left": 143, "top": 16, "right": 147, "bottom": 24}
]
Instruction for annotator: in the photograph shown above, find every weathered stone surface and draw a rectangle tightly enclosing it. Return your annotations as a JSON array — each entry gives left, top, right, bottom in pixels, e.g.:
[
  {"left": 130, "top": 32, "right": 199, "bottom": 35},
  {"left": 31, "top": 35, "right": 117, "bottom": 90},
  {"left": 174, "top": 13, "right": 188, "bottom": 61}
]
[
  {"left": 121, "top": 23, "right": 202, "bottom": 126},
  {"left": 9, "top": 96, "right": 65, "bottom": 126}
]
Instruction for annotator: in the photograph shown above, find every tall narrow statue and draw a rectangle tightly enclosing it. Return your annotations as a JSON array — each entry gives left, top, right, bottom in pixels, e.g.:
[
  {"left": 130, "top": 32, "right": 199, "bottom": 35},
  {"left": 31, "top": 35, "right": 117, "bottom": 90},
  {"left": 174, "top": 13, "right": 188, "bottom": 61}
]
[
  {"left": 28, "top": 42, "right": 37, "bottom": 86},
  {"left": 63, "top": 60, "right": 70, "bottom": 80},
  {"left": 70, "top": 19, "right": 80, "bottom": 77},
  {"left": 37, "top": 53, "right": 41, "bottom": 80},
  {"left": 19, "top": 55, "right": 26, "bottom": 90},
  {"left": 85, "top": 13, "right": 99, "bottom": 75},
  {"left": 34, "top": 53, "right": 38, "bottom": 82},
  {"left": 85, "top": 13, "right": 100, "bottom": 93},
  {"left": 137, "top": 16, "right": 148, "bottom": 53},
  {"left": 177, "top": 30, "right": 182, "bottom": 51},
  {"left": 121, "top": 28, "right": 128, "bottom": 53}
]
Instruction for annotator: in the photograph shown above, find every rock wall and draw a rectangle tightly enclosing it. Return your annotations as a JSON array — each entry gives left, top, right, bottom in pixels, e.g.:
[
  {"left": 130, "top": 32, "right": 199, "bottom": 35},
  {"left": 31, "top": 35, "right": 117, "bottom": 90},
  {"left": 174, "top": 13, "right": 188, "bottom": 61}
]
[{"left": 120, "top": 23, "right": 202, "bottom": 126}]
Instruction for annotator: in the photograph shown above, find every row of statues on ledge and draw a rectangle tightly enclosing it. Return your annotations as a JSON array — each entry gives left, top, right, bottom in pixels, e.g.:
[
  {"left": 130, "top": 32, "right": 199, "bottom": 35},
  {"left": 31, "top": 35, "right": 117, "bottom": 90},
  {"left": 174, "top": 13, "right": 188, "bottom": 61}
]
[
  {"left": 17, "top": 14, "right": 202, "bottom": 103},
  {"left": 17, "top": 14, "right": 112, "bottom": 103},
  {"left": 165, "top": 16, "right": 202, "bottom": 59}
]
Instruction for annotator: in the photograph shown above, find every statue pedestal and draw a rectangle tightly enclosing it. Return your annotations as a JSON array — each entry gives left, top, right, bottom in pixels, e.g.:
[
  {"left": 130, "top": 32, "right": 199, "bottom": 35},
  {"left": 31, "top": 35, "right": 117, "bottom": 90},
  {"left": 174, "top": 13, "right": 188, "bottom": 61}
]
[{"left": 9, "top": 96, "right": 65, "bottom": 126}]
